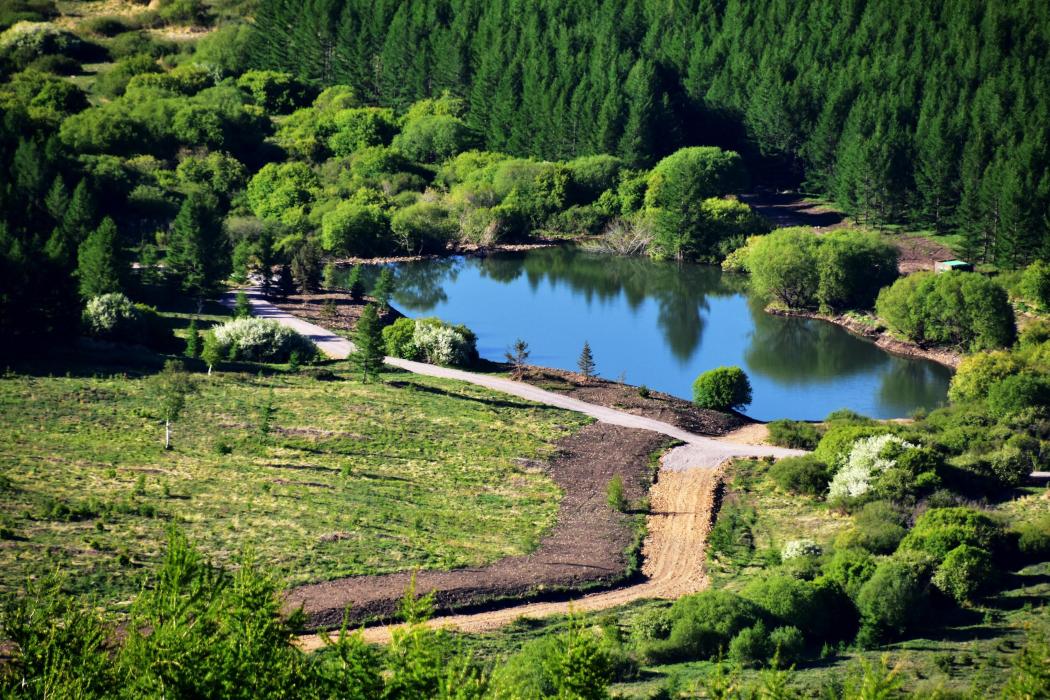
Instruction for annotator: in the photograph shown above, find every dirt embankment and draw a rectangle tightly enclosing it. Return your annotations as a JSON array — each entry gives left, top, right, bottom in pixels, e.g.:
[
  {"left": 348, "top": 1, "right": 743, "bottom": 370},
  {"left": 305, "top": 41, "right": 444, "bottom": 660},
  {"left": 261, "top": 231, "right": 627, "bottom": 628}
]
[
  {"left": 298, "top": 461, "right": 724, "bottom": 648},
  {"left": 516, "top": 367, "right": 749, "bottom": 436},
  {"left": 284, "top": 422, "right": 673, "bottom": 631},
  {"left": 769, "top": 308, "right": 962, "bottom": 369}
]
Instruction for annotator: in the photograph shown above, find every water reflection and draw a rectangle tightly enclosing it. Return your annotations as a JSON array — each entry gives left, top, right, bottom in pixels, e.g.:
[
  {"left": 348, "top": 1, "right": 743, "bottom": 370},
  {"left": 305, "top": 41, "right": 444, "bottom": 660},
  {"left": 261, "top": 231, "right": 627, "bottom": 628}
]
[{"left": 345, "top": 249, "right": 952, "bottom": 419}]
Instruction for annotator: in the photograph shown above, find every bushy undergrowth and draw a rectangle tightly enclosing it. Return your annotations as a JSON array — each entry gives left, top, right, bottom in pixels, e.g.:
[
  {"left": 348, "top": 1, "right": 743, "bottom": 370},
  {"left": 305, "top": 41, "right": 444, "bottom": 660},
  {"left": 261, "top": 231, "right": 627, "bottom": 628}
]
[
  {"left": 382, "top": 316, "right": 478, "bottom": 367},
  {"left": 210, "top": 317, "right": 317, "bottom": 362}
]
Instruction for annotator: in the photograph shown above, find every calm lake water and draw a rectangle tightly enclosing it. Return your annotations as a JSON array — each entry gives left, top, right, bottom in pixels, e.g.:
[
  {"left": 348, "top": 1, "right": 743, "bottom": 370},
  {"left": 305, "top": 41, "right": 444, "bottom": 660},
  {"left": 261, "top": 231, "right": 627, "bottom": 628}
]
[{"left": 363, "top": 248, "right": 952, "bottom": 421}]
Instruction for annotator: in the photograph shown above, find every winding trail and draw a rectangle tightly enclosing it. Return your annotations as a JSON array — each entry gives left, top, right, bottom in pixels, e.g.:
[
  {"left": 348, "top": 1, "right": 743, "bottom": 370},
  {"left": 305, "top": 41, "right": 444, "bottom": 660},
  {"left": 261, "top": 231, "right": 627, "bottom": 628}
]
[{"left": 221, "top": 289, "right": 805, "bottom": 647}]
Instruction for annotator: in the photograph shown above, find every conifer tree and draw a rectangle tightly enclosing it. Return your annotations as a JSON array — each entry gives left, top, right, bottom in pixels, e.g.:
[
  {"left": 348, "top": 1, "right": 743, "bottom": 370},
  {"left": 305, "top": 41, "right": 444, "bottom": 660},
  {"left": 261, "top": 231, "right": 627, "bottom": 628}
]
[
  {"left": 372, "top": 267, "right": 394, "bottom": 310},
  {"left": 185, "top": 318, "right": 202, "bottom": 359},
  {"left": 346, "top": 265, "right": 365, "bottom": 300},
  {"left": 577, "top": 341, "right": 596, "bottom": 380},
  {"left": 44, "top": 177, "right": 69, "bottom": 224},
  {"left": 76, "top": 217, "right": 123, "bottom": 300},
  {"left": 46, "top": 180, "right": 94, "bottom": 265},
  {"left": 168, "top": 193, "right": 229, "bottom": 303},
  {"left": 352, "top": 303, "right": 385, "bottom": 381}
]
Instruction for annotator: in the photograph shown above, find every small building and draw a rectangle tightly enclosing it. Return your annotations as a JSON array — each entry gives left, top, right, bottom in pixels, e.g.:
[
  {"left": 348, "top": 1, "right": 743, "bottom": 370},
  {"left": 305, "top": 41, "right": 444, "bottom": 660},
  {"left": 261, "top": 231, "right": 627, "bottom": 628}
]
[{"left": 934, "top": 259, "right": 974, "bottom": 273}]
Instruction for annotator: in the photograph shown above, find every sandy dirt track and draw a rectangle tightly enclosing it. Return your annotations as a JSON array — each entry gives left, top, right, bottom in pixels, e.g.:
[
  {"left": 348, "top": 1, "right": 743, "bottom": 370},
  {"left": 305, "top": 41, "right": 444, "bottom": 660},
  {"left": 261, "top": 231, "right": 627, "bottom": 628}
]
[
  {"left": 297, "top": 465, "right": 721, "bottom": 649},
  {"left": 220, "top": 290, "right": 804, "bottom": 647}
]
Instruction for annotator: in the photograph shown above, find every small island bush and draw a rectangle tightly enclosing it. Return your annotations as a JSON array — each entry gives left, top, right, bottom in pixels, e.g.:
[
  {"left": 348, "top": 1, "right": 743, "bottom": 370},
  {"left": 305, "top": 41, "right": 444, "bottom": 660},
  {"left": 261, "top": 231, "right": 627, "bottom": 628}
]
[
  {"left": 932, "top": 544, "right": 995, "bottom": 605},
  {"left": 692, "top": 366, "right": 752, "bottom": 411},
  {"left": 82, "top": 293, "right": 174, "bottom": 350}
]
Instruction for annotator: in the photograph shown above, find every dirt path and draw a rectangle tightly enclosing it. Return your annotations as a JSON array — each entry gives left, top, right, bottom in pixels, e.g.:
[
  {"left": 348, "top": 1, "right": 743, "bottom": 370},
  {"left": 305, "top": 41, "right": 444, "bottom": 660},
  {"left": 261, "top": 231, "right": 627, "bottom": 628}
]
[
  {"left": 297, "top": 465, "right": 720, "bottom": 649},
  {"left": 221, "top": 290, "right": 803, "bottom": 646},
  {"left": 224, "top": 289, "right": 802, "bottom": 459}
]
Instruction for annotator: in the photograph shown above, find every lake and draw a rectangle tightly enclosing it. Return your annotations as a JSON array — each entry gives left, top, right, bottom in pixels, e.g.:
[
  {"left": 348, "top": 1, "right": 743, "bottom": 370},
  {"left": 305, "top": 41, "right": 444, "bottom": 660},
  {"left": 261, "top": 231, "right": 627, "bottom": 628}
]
[{"left": 363, "top": 248, "right": 952, "bottom": 421}]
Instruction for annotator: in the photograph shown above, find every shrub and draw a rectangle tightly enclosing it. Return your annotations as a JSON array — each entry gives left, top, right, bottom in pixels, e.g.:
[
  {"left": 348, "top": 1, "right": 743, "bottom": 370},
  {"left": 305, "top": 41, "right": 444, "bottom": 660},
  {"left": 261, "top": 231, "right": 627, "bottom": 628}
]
[
  {"left": 986, "top": 373, "right": 1050, "bottom": 418},
  {"left": 210, "top": 317, "right": 317, "bottom": 363},
  {"left": 823, "top": 547, "right": 877, "bottom": 600},
  {"left": 851, "top": 501, "right": 908, "bottom": 554},
  {"left": 727, "top": 623, "right": 771, "bottom": 668},
  {"left": 875, "top": 271, "right": 1016, "bottom": 351},
  {"left": 382, "top": 317, "right": 418, "bottom": 360},
  {"left": 1015, "top": 514, "right": 1050, "bottom": 561},
  {"left": 932, "top": 544, "right": 994, "bottom": 605},
  {"left": 644, "top": 591, "right": 762, "bottom": 663},
  {"left": 692, "top": 366, "right": 752, "bottom": 411},
  {"left": 390, "top": 201, "right": 457, "bottom": 253},
  {"left": 781, "top": 539, "right": 822, "bottom": 560},
  {"left": 827, "top": 434, "right": 915, "bottom": 501},
  {"left": 948, "top": 351, "right": 1024, "bottom": 403},
  {"left": 707, "top": 502, "right": 756, "bottom": 564},
  {"left": 767, "top": 419, "right": 822, "bottom": 449},
  {"left": 1019, "top": 260, "right": 1050, "bottom": 311},
  {"left": 988, "top": 434, "right": 1041, "bottom": 486},
  {"left": 769, "top": 626, "right": 805, "bottom": 668},
  {"left": 770, "top": 455, "right": 830, "bottom": 496},
  {"left": 741, "top": 574, "right": 845, "bottom": 641},
  {"left": 81, "top": 293, "right": 174, "bottom": 350},
  {"left": 411, "top": 318, "right": 477, "bottom": 367},
  {"left": 813, "top": 424, "right": 895, "bottom": 466},
  {"left": 606, "top": 475, "right": 626, "bottom": 512},
  {"left": 898, "top": 507, "right": 1003, "bottom": 561},
  {"left": 855, "top": 555, "right": 933, "bottom": 645}
]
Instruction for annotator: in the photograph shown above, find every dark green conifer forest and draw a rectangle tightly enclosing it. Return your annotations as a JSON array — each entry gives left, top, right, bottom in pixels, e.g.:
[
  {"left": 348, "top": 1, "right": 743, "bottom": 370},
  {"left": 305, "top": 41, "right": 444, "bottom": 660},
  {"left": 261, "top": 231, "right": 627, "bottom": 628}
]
[{"left": 251, "top": 0, "right": 1050, "bottom": 265}]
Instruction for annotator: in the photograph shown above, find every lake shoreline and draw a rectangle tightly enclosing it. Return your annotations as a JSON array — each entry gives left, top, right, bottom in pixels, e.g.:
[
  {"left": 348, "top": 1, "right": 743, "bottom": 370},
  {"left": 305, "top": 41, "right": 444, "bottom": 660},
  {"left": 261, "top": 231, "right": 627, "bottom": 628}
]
[
  {"left": 326, "top": 239, "right": 567, "bottom": 266},
  {"left": 768, "top": 308, "right": 962, "bottom": 370}
]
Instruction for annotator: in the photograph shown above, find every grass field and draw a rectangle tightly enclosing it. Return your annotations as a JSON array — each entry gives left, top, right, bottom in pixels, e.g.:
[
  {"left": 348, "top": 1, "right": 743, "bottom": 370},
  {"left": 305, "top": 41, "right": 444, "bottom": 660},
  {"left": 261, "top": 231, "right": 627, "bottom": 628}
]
[
  {"left": 451, "top": 459, "right": 1049, "bottom": 697},
  {"left": 0, "top": 346, "right": 589, "bottom": 611}
]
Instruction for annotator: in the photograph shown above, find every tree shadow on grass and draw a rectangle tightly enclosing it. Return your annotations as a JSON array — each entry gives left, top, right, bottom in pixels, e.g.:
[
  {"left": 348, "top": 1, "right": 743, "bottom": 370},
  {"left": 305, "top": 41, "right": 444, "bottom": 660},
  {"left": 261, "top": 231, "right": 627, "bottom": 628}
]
[{"left": 384, "top": 379, "right": 561, "bottom": 411}]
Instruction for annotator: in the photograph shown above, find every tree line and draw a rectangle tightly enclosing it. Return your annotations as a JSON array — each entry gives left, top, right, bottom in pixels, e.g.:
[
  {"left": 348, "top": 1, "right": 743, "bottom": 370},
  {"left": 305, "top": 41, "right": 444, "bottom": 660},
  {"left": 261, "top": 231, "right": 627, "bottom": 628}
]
[{"left": 249, "top": 0, "right": 1050, "bottom": 266}]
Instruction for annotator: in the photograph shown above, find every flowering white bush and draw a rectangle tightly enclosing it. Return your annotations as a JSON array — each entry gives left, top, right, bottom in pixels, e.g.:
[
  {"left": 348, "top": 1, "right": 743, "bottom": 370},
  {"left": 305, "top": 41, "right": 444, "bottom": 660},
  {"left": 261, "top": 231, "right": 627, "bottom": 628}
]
[
  {"left": 411, "top": 318, "right": 477, "bottom": 366},
  {"left": 828, "top": 434, "right": 915, "bottom": 500},
  {"left": 82, "top": 293, "right": 136, "bottom": 336},
  {"left": 211, "top": 317, "right": 317, "bottom": 362},
  {"left": 781, "top": 539, "right": 822, "bottom": 560}
]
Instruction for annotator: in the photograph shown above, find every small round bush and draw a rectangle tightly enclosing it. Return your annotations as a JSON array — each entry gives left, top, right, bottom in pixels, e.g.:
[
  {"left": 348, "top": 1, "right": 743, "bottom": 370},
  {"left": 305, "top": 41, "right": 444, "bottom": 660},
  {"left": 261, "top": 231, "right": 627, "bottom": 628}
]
[
  {"left": 986, "top": 373, "right": 1050, "bottom": 418},
  {"left": 767, "top": 419, "right": 822, "bottom": 449},
  {"left": 823, "top": 547, "right": 877, "bottom": 600},
  {"left": 411, "top": 318, "right": 478, "bottom": 367},
  {"left": 692, "top": 365, "right": 752, "bottom": 411},
  {"left": 855, "top": 555, "right": 933, "bottom": 646},
  {"left": 1019, "top": 260, "right": 1050, "bottom": 311},
  {"left": 770, "top": 455, "right": 830, "bottom": 496},
  {"left": 769, "top": 625, "right": 805, "bottom": 668},
  {"left": 728, "top": 623, "right": 771, "bottom": 669},
  {"left": 647, "top": 590, "right": 763, "bottom": 663},
  {"left": 988, "top": 434, "right": 1041, "bottom": 486},
  {"left": 741, "top": 574, "right": 845, "bottom": 641},
  {"left": 82, "top": 293, "right": 175, "bottom": 350},
  {"left": 852, "top": 501, "right": 908, "bottom": 554},
  {"left": 210, "top": 317, "right": 317, "bottom": 363},
  {"left": 898, "top": 507, "right": 1003, "bottom": 561},
  {"left": 381, "top": 317, "right": 418, "bottom": 360},
  {"left": 781, "top": 539, "right": 822, "bottom": 560},
  {"left": 932, "top": 544, "right": 994, "bottom": 605}
]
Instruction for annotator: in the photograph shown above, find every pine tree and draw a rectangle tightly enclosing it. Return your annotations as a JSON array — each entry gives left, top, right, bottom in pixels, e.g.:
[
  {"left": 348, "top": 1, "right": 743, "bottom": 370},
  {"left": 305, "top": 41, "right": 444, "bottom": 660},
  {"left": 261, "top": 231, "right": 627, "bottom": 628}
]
[
  {"left": 168, "top": 193, "right": 229, "bottom": 302},
  {"left": 44, "top": 177, "right": 69, "bottom": 224},
  {"left": 185, "top": 318, "right": 202, "bottom": 358},
  {"left": 352, "top": 303, "right": 385, "bottom": 381},
  {"left": 577, "top": 340, "right": 596, "bottom": 380},
  {"left": 346, "top": 265, "right": 365, "bottom": 299},
  {"left": 45, "top": 179, "right": 94, "bottom": 265},
  {"left": 76, "top": 217, "right": 123, "bottom": 300},
  {"left": 372, "top": 267, "right": 394, "bottom": 310},
  {"left": 275, "top": 264, "right": 295, "bottom": 299},
  {"left": 291, "top": 243, "right": 322, "bottom": 293},
  {"left": 505, "top": 338, "right": 530, "bottom": 380},
  {"left": 233, "top": 291, "right": 251, "bottom": 318}
]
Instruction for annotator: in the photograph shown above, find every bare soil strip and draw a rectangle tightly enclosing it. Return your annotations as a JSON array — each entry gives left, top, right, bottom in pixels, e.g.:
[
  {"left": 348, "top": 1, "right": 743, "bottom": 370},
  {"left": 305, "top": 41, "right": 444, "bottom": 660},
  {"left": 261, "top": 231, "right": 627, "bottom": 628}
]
[
  {"left": 285, "top": 423, "right": 671, "bottom": 631},
  {"left": 297, "top": 464, "right": 722, "bottom": 649}
]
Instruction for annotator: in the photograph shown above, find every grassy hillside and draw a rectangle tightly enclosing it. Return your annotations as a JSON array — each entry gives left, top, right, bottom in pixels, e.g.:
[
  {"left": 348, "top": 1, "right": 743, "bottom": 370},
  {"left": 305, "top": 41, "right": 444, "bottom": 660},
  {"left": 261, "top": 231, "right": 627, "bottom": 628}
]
[{"left": 0, "top": 347, "right": 588, "bottom": 609}]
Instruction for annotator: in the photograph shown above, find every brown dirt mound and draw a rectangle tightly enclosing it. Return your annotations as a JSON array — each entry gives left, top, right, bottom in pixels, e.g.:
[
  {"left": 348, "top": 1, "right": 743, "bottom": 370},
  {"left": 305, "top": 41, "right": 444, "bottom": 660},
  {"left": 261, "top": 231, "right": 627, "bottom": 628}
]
[
  {"left": 284, "top": 423, "right": 672, "bottom": 631},
  {"left": 518, "top": 367, "right": 747, "bottom": 437},
  {"left": 271, "top": 292, "right": 402, "bottom": 336}
]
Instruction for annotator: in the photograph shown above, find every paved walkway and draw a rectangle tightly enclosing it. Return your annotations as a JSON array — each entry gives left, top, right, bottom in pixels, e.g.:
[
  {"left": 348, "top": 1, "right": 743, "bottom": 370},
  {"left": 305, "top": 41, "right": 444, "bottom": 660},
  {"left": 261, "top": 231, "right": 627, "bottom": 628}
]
[{"left": 220, "top": 288, "right": 804, "bottom": 464}]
